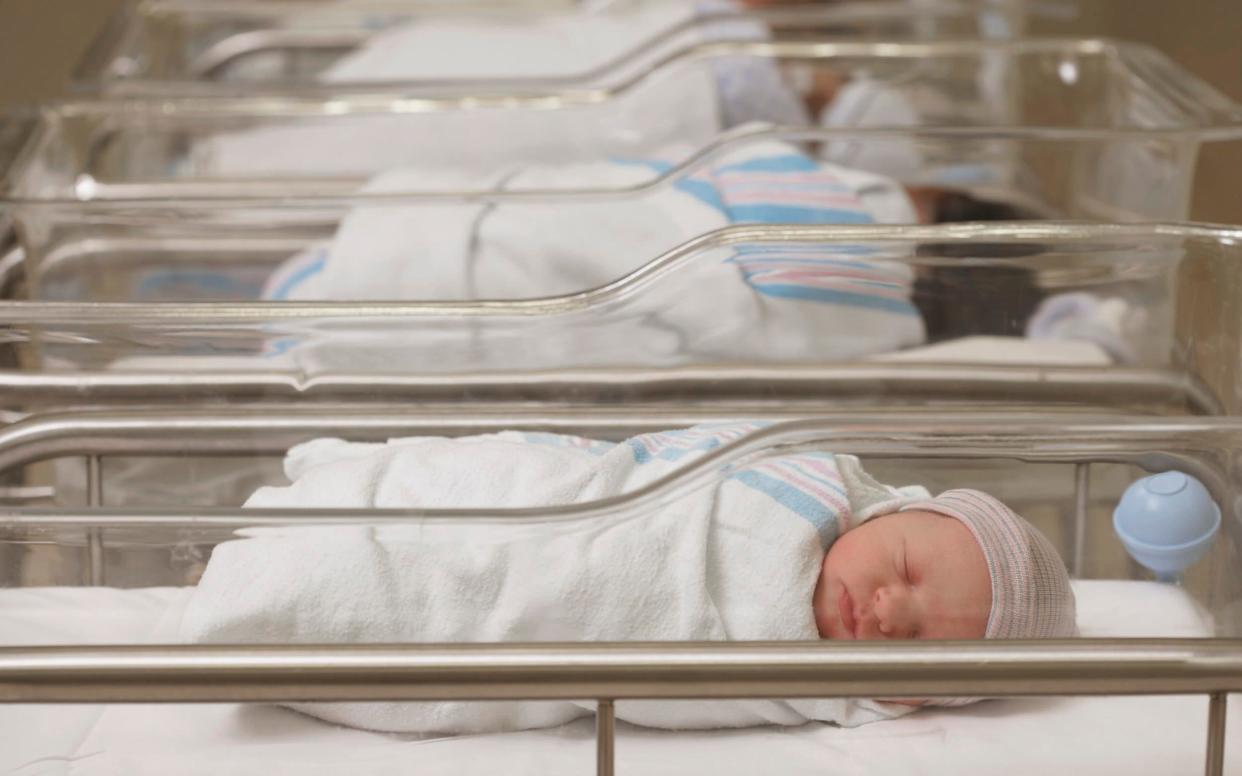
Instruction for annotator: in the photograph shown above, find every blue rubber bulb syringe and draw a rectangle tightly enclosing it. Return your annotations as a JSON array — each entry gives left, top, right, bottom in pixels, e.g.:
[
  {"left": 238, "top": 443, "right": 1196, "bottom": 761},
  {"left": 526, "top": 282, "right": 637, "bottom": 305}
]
[{"left": 1113, "top": 472, "right": 1221, "bottom": 583}]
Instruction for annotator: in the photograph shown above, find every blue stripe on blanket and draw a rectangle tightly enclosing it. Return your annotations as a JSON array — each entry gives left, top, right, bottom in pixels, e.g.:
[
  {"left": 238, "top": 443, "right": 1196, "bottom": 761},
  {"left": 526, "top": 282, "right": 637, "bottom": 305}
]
[
  {"left": 674, "top": 178, "right": 728, "bottom": 215},
  {"left": 728, "top": 204, "right": 873, "bottom": 225},
  {"left": 726, "top": 243, "right": 917, "bottom": 314},
  {"left": 746, "top": 283, "right": 920, "bottom": 315},
  {"left": 609, "top": 155, "right": 873, "bottom": 225},
  {"left": 268, "top": 252, "right": 327, "bottom": 301},
  {"left": 627, "top": 432, "right": 727, "bottom": 464},
  {"left": 611, "top": 158, "right": 729, "bottom": 217},
  {"left": 715, "top": 153, "right": 822, "bottom": 175},
  {"left": 729, "top": 468, "right": 840, "bottom": 547},
  {"left": 626, "top": 422, "right": 768, "bottom": 464}
]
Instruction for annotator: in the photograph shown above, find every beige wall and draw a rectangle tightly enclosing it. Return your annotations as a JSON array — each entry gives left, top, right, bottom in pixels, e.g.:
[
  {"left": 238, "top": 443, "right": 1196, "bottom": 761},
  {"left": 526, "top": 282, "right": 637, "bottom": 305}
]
[
  {"left": 1031, "top": 1, "right": 1242, "bottom": 224},
  {"left": 0, "top": 0, "right": 1238, "bottom": 222},
  {"left": 0, "top": 0, "right": 126, "bottom": 104}
]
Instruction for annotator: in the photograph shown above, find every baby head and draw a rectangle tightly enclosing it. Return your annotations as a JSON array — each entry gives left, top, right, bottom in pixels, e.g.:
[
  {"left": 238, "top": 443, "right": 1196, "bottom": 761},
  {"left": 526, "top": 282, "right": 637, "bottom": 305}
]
[{"left": 814, "top": 489, "right": 1076, "bottom": 641}]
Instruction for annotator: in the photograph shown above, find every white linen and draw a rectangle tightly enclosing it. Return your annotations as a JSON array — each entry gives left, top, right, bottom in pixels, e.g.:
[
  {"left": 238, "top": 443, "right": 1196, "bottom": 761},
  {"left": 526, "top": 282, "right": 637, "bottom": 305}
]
[
  {"left": 181, "top": 425, "right": 928, "bottom": 732},
  {"left": 2, "top": 581, "right": 1234, "bottom": 776}
]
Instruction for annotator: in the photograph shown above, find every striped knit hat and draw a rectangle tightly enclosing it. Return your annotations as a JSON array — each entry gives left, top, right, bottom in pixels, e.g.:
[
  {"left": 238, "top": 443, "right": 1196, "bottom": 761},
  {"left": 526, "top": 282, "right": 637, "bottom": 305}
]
[{"left": 903, "top": 489, "right": 1077, "bottom": 640}]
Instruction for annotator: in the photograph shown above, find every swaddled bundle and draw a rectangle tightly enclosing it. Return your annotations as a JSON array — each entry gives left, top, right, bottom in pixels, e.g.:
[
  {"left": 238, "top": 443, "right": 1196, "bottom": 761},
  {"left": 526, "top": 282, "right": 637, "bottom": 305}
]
[
  {"left": 264, "top": 137, "right": 917, "bottom": 302},
  {"left": 258, "top": 138, "right": 924, "bottom": 370},
  {"left": 181, "top": 423, "right": 931, "bottom": 733}
]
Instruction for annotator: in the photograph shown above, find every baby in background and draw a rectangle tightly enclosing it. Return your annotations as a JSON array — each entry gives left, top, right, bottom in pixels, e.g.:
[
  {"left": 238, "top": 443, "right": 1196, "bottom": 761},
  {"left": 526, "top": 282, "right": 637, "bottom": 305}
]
[{"left": 182, "top": 423, "right": 1076, "bottom": 734}]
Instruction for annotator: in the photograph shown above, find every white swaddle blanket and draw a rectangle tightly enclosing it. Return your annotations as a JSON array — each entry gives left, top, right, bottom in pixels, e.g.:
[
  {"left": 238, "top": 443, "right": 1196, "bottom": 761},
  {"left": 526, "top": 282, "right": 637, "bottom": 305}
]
[{"left": 181, "top": 423, "right": 929, "bottom": 733}]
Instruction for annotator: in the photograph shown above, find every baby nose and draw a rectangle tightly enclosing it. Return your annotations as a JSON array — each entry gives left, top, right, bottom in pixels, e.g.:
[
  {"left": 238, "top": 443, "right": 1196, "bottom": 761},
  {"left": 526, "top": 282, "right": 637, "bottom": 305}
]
[{"left": 873, "top": 586, "right": 916, "bottom": 638}]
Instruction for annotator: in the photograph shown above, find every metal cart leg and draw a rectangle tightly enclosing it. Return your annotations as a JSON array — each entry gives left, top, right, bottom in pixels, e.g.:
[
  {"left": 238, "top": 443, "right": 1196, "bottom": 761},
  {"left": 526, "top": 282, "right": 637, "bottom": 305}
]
[
  {"left": 87, "top": 455, "right": 104, "bottom": 586},
  {"left": 597, "top": 699, "right": 616, "bottom": 776},
  {"left": 1072, "top": 463, "right": 1090, "bottom": 577},
  {"left": 1205, "top": 692, "right": 1227, "bottom": 776}
]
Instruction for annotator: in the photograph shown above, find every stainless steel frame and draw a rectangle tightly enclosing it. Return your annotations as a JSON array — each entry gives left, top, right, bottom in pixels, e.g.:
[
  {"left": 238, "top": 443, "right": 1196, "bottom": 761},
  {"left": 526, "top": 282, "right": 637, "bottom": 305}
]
[
  {"left": 9, "top": 39, "right": 1242, "bottom": 200},
  {"left": 0, "top": 366, "right": 1221, "bottom": 413},
  {"left": 3, "top": 411, "right": 1239, "bottom": 516}
]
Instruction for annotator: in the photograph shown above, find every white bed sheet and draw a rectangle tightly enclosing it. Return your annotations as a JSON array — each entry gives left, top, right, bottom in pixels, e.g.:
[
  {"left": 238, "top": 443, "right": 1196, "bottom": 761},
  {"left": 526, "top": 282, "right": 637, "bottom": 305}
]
[{"left": 1, "top": 581, "right": 1238, "bottom": 775}]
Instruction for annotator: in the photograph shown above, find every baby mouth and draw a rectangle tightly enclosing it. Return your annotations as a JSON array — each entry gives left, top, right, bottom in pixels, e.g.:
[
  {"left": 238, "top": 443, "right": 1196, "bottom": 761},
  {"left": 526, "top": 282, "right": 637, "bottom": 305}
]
[{"left": 838, "top": 587, "right": 858, "bottom": 639}]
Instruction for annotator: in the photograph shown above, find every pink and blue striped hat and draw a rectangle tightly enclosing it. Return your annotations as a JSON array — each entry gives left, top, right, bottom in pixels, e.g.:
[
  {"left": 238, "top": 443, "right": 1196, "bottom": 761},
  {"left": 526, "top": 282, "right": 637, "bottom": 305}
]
[{"left": 903, "top": 489, "right": 1077, "bottom": 640}]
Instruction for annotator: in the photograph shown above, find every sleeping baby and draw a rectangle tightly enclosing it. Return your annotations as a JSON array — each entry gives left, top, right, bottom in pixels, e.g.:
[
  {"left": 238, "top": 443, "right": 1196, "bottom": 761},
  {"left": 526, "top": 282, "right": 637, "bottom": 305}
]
[
  {"left": 261, "top": 136, "right": 1026, "bottom": 305},
  {"left": 181, "top": 422, "right": 1076, "bottom": 734}
]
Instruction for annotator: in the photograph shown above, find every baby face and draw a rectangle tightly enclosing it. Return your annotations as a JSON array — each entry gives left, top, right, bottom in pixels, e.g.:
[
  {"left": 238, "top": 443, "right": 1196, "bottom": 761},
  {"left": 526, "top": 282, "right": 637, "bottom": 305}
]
[{"left": 813, "top": 510, "right": 991, "bottom": 640}]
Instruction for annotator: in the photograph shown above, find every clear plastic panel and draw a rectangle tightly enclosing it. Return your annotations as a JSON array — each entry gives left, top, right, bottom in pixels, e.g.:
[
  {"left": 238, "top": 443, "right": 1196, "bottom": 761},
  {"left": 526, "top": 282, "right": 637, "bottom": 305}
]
[
  {"left": 4, "top": 128, "right": 1208, "bottom": 304},
  {"left": 71, "top": 0, "right": 1042, "bottom": 92},
  {"left": 9, "top": 40, "right": 1242, "bottom": 202},
  {"left": 5, "top": 41, "right": 1239, "bottom": 303},
  {"left": 2, "top": 224, "right": 1238, "bottom": 405}
]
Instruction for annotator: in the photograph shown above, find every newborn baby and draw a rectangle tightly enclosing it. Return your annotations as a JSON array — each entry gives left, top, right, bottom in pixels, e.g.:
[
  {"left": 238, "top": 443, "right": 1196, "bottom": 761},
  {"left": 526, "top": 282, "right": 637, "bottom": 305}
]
[
  {"left": 261, "top": 137, "right": 927, "bottom": 303},
  {"left": 815, "top": 489, "right": 1074, "bottom": 643},
  {"left": 181, "top": 423, "right": 1075, "bottom": 734}
]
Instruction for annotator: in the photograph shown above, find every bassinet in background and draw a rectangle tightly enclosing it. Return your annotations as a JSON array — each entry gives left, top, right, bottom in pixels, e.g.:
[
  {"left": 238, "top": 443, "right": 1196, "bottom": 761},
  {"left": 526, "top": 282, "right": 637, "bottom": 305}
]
[
  {"left": 69, "top": 0, "right": 1048, "bottom": 96},
  {"left": 2, "top": 39, "right": 1240, "bottom": 304}
]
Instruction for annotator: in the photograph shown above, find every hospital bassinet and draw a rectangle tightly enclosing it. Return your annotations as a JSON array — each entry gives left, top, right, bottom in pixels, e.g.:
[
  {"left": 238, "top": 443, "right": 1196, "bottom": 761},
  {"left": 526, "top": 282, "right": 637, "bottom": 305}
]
[
  {"left": 0, "top": 224, "right": 1238, "bottom": 503},
  {"left": 3, "top": 39, "right": 1241, "bottom": 303},
  {"left": 71, "top": 0, "right": 1038, "bottom": 95},
  {"left": 1, "top": 416, "right": 1240, "bottom": 775}
]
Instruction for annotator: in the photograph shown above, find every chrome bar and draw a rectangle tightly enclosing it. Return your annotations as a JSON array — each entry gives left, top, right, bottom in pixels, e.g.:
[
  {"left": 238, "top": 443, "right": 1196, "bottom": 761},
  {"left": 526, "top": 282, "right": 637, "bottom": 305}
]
[
  {"left": 2, "top": 640, "right": 1241, "bottom": 704},
  {"left": 0, "top": 366, "right": 1220, "bottom": 416},
  {"left": 0, "top": 414, "right": 1233, "bottom": 533},
  {"left": 86, "top": 455, "right": 105, "bottom": 587},
  {"left": 1205, "top": 692, "right": 1227, "bottom": 776},
  {"left": 1073, "top": 463, "right": 1089, "bottom": 577},
  {"left": 596, "top": 699, "right": 615, "bottom": 776},
  {"left": 0, "top": 409, "right": 1232, "bottom": 479}
]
